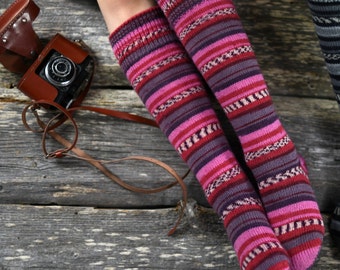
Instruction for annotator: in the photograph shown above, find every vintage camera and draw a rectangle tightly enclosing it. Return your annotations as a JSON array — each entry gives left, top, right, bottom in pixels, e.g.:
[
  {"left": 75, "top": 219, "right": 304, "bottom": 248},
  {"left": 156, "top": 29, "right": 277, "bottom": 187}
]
[
  {"left": 0, "top": 0, "right": 94, "bottom": 109},
  {"left": 39, "top": 51, "right": 80, "bottom": 89},
  {"left": 18, "top": 34, "right": 94, "bottom": 109}
]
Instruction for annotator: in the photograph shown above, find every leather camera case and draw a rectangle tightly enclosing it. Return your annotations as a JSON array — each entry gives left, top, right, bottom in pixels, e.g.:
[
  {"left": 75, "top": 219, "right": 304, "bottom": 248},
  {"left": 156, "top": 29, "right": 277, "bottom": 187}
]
[
  {"left": 17, "top": 33, "right": 93, "bottom": 108},
  {"left": 0, "top": 0, "right": 42, "bottom": 73}
]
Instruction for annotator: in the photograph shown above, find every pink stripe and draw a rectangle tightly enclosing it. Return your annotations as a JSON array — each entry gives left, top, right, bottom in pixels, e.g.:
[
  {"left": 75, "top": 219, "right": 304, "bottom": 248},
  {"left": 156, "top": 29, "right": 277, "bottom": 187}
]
[
  {"left": 126, "top": 43, "right": 182, "bottom": 82},
  {"left": 233, "top": 226, "right": 278, "bottom": 260},
  {"left": 168, "top": 110, "right": 217, "bottom": 148},
  {"left": 291, "top": 246, "right": 321, "bottom": 270},
  {"left": 113, "top": 18, "right": 165, "bottom": 54},
  {"left": 191, "top": 34, "right": 249, "bottom": 67},
  {"left": 145, "top": 74, "right": 201, "bottom": 112},
  {"left": 215, "top": 75, "right": 266, "bottom": 106},
  {"left": 267, "top": 201, "right": 321, "bottom": 228},
  {"left": 196, "top": 152, "right": 237, "bottom": 189},
  {"left": 239, "top": 120, "right": 287, "bottom": 153},
  {"left": 175, "top": 1, "right": 234, "bottom": 34}
]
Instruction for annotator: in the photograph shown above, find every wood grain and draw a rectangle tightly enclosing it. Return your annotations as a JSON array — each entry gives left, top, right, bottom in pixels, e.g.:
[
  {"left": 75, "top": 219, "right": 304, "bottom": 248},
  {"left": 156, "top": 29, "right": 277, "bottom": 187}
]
[
  {"left": 1, "top": 0, "right": 340, "bottom": 268},
  {"left": 0, "top": 205, "right": 338, "bottom": 270},
  {"left": 1, "top": 88, "right": 340, "bottom": 211}
]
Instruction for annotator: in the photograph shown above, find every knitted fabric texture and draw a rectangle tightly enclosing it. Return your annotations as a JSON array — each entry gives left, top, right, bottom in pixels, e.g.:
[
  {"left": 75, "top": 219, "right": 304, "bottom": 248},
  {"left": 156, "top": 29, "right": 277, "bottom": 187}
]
[
  {"left": 110, "top": 7, "right": 291, "bottom": 270},
  {"left": 156, "top": 0, "right": 324, "bottom": 269},
  {"left": 308, "top": 0, "right": 340, "bottom": 107}
]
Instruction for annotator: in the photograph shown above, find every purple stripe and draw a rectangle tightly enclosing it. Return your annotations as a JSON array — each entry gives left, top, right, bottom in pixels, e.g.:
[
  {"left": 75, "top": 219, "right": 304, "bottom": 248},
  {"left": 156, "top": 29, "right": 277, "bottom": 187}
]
[
  {"left": 228, "top": 215, "right": 270, "bottom": 244},
  {"left": 138, "top": 60, "right": 198, "bottom": 103},
  {"left": 185, "top": 20, "right": 244, "bottom": 55},
  {"left": 110, "top": 8, "right": 165, "bottom": 45},
  {"left": 265, "top": 194, "right": 317, "bottom": 213},
  {"left": 256, "top": 253, "right": 290, "bottom": 270},
  {"left": 230, "top": 103, "right": 276, "bottom": 131},
  {"left": 209, "top": 61, "right": 261, "bottom": 92},
  {"left": 263, "top": 183, "right": 316, "bottom": 208},
  {"left": 119, "top": 32, "right": 180, "bottom": 74},
  {"left": 158, "top": 97, "right": 212, "bottom": 136},
  {"left": 185, "top": 134, "right": 229, "bottom": 173},
  {"left": 282, "top": 231, "right": 324, "bottom": 251},
  {"left": 235, "top": 109, "right": 278, "bottom": 136},
  {"left": 212, "top": 182, "right": 257, "bottom": 216},
  {"left": 254, "top": 153, "right": 300, "bottom": 183},
  {"left": 163, "top": 0, "right": 204, "bottom": 27}
]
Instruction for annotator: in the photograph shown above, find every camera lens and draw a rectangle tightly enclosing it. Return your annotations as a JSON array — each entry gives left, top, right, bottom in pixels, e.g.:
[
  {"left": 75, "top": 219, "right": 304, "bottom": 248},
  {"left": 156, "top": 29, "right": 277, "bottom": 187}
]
[{"left": 45, "top": 56, "right": 76, "bottom": 87}]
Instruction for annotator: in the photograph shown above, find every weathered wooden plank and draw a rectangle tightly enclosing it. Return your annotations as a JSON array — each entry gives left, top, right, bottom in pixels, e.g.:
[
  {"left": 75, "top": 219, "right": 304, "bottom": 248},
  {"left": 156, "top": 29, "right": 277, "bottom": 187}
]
[
  {"left": 0, "top": 204, "right": 338, "bottom": 270},
  {"left": 1, "top": 87, "right": 340, "bottom": 212},
  {"left": 0, "top": 88, "right": 208, "bottom": 208},
  {"left": 0, "top": 204, "right": 238, "bottom": 270},
  {"left": 235, "top": 0, "right": 333, "bottom": 99}
]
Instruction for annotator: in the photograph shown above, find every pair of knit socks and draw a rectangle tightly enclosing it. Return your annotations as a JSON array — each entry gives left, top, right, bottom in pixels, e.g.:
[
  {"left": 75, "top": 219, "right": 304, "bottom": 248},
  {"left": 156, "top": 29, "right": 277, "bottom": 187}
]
[
  {"left": 308, "top": 0, "right": 340, "bottom": 108},
  {"left": 109, "top": 1, "right": 324, "bottom": 269}
]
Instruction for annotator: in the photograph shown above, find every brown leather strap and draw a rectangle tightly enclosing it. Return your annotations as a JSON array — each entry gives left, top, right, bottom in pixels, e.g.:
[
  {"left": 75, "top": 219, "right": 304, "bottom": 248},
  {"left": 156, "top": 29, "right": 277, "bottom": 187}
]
[
  {"left": 49, "top": 130, "right": 188, "bottom": 236},
  {"left": 22, "top": 100, "right": 188, "bottom": 235},
  {"left": 69, "top": 105, "right": 158, "bottom": 127},
  {"left": 3, "top": 1, "right": 187, "bottom": 234}
]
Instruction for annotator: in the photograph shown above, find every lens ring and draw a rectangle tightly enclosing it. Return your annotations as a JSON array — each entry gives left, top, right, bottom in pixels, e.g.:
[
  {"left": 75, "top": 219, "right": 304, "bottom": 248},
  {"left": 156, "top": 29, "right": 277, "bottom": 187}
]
[
  {"left": 52, "top": 58, "right": 72, "bottom": 77},
  {"left": 45, "top": 56, "right": 77, "bottom": 87}
]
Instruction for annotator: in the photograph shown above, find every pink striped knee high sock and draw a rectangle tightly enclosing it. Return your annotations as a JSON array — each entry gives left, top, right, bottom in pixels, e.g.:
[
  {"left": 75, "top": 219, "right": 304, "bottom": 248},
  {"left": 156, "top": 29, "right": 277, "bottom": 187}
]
[
  {"left": 155, "top": 0, "right": 325, "bottom": 269},
  {"left": 109, "top": 7, "right": 291, "bottom": 270}
]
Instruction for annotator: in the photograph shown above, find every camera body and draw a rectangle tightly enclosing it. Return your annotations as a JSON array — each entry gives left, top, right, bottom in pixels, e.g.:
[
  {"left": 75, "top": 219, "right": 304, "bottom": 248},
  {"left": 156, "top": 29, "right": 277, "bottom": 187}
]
[
  {"left": 18, "top": 34, "right": 94, "bottom": 108},
  {"left": 0, "top": 0, "right": 94, "bottom": 109}
]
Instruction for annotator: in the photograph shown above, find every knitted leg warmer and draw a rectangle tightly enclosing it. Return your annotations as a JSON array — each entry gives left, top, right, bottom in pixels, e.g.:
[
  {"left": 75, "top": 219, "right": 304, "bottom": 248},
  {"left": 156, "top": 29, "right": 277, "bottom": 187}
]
[
  {"left": 110, "top": 7, "right": 291, "bottom": 270},
  {"left": 156, "top": 0, "right": 324, "bottom": 269}
]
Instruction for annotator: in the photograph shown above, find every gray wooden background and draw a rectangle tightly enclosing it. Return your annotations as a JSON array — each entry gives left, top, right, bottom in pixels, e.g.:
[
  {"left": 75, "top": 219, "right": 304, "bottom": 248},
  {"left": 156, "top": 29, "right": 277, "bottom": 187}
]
[{"left": 1, "top": 0, "right": 340, "bottom": 269}]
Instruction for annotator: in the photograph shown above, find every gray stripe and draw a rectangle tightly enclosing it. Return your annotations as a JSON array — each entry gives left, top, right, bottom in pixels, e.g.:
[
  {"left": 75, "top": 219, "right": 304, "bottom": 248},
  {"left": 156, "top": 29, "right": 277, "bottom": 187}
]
[
  {"left": 262, "top": 183, "right": 315, "bottom": 206},
  {"left": 252, "top": 150, "right": 300, "bottom": 182}
]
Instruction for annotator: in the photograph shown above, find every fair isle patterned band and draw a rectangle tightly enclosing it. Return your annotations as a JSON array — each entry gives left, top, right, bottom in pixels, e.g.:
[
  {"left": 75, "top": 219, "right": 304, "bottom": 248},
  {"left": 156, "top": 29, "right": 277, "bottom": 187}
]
[
  {"left": 244, "top": 136, "right": 291, "bottom": 162},
  {"left": 179, "top": 8, "right": 238, "bottom": 41},
  {"left": 258, "top": 166, "right": 307, "bottom": 191},
  {"left": 205, "top": 165, "right": 242, "bottom": 197},
  {"left": 132, "top": 53, "right": 187, "bottom": 89},
  {"left": 274, "top": 219, "right": 325, "bottom": 236},
  {"left": 201, "top": 45, "right": 254, "bottom": 75},
  {"left": 152, "top": 86, "right": 203, "bottom": 118},
  {"left": 113, "top": 26, "right": 170, "bottom": 61},
  {"left": 221, "top": 197, "right": 263, "bottom": 220},
  {"left": 242, "top": 241, "right": 285, "bottom": 270},
  {"left": 223, "top": 89, "right": 270, "bottom": 114},
  {"left": 177, "top": 122, "right": 221, "bottom": 154}
]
